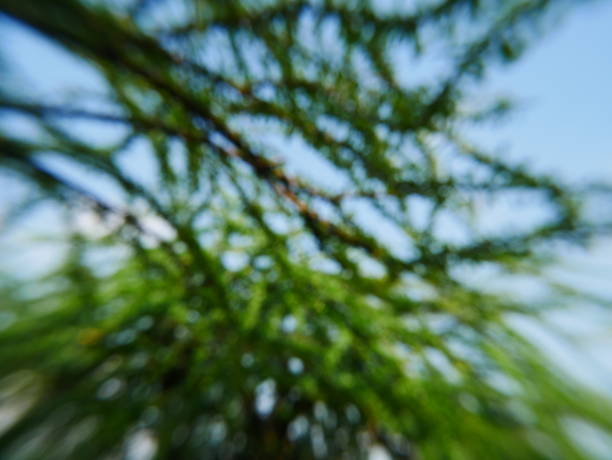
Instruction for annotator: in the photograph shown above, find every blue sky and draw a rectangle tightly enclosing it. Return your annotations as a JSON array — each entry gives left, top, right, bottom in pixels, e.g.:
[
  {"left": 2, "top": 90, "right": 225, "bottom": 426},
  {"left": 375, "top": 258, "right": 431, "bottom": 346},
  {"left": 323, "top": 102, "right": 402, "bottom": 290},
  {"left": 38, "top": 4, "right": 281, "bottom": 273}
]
[{"left": 476, "top": 0, "right": 612, "bottom": 181}]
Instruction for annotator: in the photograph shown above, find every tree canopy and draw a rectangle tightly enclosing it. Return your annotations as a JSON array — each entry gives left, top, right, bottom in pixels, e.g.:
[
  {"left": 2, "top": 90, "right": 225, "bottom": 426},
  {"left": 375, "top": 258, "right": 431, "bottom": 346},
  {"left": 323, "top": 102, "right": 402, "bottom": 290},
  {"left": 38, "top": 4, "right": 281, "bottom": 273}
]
[{"left": 0, "top": 0, "right": 611, "bottom": 458}]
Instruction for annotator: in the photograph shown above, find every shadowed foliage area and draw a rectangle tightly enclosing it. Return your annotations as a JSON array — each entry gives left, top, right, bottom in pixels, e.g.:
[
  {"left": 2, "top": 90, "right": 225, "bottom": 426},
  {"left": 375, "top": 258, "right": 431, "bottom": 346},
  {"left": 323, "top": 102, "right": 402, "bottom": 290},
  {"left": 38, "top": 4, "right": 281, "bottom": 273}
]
[{"left": 0, "top": 0, "right": 611, "bottom": 458}]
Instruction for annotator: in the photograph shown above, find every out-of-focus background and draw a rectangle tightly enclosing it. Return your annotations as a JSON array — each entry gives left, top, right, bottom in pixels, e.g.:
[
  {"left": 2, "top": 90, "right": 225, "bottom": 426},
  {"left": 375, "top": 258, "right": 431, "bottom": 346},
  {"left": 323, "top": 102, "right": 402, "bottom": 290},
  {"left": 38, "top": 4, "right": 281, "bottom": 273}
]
[
  {"left": 1, "top": 1, "right": 611, "bottom": 458},
  {"left": 2, "top": 1, "right": 610, "bottom": 390}
]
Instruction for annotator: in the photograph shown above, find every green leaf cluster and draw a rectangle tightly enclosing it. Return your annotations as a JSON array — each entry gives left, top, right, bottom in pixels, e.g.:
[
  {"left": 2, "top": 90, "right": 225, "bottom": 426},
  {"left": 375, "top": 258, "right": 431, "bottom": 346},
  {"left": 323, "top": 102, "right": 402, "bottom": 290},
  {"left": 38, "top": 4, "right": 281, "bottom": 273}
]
[{"left": 0, "top": 0, "right": 610, "bottom": 458}]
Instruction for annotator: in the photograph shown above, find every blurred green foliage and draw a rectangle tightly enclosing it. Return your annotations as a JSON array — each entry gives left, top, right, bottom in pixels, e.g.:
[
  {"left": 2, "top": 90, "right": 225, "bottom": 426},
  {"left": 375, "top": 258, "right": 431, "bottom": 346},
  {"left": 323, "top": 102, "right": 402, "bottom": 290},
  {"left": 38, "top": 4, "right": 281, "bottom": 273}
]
[{"left": 0, "top": 0, "right": 611, "bottom": 458}]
